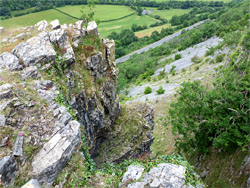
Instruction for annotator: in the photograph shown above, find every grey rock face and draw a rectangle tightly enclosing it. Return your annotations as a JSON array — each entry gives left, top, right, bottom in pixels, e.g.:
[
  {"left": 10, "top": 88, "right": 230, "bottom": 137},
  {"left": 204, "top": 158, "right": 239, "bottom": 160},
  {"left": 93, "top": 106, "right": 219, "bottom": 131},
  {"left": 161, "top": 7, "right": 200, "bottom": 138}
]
[
  {"left": 50, "top": 19, "right": 61, "bottom": 30},
  {"left": 37, "top": 89, "right": 58, "bottom": 103},
  {"left": 36, "top": 80, "right": 54, "bottom": 90},
  {"left": 0, "top": 84, "right": 13, "bottom": 92},
  {"left": 127, "top": 182, "right": 146, "bottom": 188},
  {"left": 32, "top": 120, "right": 81, "bottom": 187},
  {"left": 21, "top": 66, "right": 38, "bottom": 80},
  {"left": 87, "top": 21, "right": 98, "bottom": 35},
  {"left": 49, "top": 29, "right": 75, "bottom": 64},
  {"left": 247, "top": 177, "right": 250, "bottom": 188},
  {"left": 0, "top": 115, "right": 6, "bottom": 126},
  {"left": 0, "top": 89, "right": 12, "bottom": 101},
  {"left": 71, "top": 20, "right": 86, "bottom": 48},
  {"left": 126, "top": 163, "right": 186, "bottom": 188},
  {"left": 0, "top": 52, "right": 22, "bottom": 70},
  {"left": 21, "top": 179, "right": 41, "bottom": 188},
  {"left": 0, "top": 156, "right": 18, "bottom": 186},
  {"left": 13, "top": 134, "right": 23, "bottom": 157},
  {"left": 122, "top": 165, "right": 145, "bottom": 183},
  {"left": 11, "top": 37, "right": 56, "bottom": 67},
  {"left": 35, "top": 20, "right": 48, "bottom": 31}
]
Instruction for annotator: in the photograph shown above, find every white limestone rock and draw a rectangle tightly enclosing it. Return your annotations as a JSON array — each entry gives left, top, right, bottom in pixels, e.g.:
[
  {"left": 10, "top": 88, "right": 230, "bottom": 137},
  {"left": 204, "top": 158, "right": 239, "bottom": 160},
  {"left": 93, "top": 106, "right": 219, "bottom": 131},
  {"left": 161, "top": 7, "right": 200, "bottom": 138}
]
[
  {"left": 11, "top": 37, "right": 56, "bottom": 67},
  {"left": 21, "top": 66, "right": 39, "bottom": 80},
  {"left": 49, "top": 29, "right": 75, "bottom": 64},
  {"left": 50, "top": 19, "right": 61, "bottom": 30},
  {"left": 32, "top": 120, "right": 81, "bottom": 187},
  {"left": 87, "top": 21, "right": 98, "bottom": 35},
  {"left": 122, "top": 165, "right": 145, "bottom": 183},
  {"left": 0, "top": 52, "right": 22, "bottom": 70},
  {"left": 35, "top": 20, "right": 48, "bottom": 31}
]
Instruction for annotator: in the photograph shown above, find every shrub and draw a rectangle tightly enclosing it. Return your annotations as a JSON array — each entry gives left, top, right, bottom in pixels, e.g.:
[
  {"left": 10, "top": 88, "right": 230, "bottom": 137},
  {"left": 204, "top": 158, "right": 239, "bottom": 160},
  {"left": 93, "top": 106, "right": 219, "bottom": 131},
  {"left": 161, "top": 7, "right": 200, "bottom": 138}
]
[
  {"left": 169, "top": 53, "right": 250, "bottom": 153},
  {"left": 175, "top": 54, "right": 182, "bottom": 60},
  {"left": 191, "top": 55, "right": 202, "bottom": 64},
  {"left": 156, "top": 86, "right": 165, "bottom": 95},
  {"left": 144, "top": 87, "right": 152, "bottom": 94},
  {"left": 195, "top": 66, "right": 200, "bottom": 71},
  {"left": 216, "top": 54, "right": 224, "bottom": 63}
]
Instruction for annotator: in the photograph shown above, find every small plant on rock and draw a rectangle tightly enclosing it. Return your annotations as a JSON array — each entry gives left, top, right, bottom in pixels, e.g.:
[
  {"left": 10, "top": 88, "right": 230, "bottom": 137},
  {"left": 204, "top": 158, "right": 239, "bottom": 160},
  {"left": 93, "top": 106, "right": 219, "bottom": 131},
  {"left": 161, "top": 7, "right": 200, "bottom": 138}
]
[
  {"left": 156, "top": 86, "right": 165, "bottom": 95},
  {"left": 144, "top": 86, "right": 152, "bottom": 94}
]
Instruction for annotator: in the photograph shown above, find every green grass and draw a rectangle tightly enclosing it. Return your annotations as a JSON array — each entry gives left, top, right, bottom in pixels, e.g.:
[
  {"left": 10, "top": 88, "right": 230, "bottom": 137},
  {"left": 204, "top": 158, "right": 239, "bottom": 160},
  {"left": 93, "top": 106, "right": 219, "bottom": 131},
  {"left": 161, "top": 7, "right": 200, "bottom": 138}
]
[
  {"left": 0, "top": 9, "right": 78, "bottom": 29},
  {"left": 57, "top": 5, "right": 134, "bottom": 21},
  {"left": 0, "top": 5, "right": 157, "bottom": 38},
  {"left": 150, "top": 8, "right": 191, "bottom": 20},
  {"left": 151, "top": 0, "right": 231, "bottom": 2},
  {"left": 98, "top": 14, "right": 157, "bottom": 37}
]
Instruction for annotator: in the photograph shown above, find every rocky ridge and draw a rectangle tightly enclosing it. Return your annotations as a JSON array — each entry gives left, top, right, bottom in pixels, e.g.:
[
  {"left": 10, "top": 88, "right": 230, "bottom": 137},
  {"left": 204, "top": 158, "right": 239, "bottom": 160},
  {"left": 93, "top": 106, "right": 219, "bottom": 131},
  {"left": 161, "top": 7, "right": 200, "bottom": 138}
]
[{"left": 0, "top": 19, "right": 155, "bottom": 187}]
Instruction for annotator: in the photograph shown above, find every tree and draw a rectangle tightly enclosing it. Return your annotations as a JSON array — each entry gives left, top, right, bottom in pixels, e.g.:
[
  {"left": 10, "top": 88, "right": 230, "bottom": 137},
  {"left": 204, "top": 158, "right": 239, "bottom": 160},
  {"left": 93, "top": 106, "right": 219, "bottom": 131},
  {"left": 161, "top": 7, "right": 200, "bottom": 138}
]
[{"left": 81, "top": 0, "right": 97, "bottom": 24}]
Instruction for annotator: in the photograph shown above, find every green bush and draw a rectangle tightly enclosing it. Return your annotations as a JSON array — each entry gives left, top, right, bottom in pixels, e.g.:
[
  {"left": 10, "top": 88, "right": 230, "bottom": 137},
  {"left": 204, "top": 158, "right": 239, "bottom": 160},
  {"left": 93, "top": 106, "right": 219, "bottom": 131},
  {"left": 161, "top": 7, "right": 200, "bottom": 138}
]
[
  {"left": 175, "top": 54, "right": 182, "bottom": 60},
  {"left": 156, "top": 86, "right": 165, "bottom": 95},
  {"left": 144, "top": 86, "right": 152, "bottom": 94},
  {"left": 216, "top": 54, "right": 224, "bottom": 63},
  {"left": 169, "top": 52, "right": 250, "bottom": 153},
  {"left": 191, "top": 55, "right": 202, "bottom": 64}
]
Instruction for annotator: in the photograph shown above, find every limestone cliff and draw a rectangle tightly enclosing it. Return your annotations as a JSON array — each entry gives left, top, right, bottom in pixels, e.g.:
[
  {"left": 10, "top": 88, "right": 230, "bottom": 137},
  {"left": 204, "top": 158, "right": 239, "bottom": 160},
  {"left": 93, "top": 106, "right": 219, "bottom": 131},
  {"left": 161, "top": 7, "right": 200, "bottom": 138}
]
[{"left": 0, "top": 19, "right": 154, "bottom": 187}]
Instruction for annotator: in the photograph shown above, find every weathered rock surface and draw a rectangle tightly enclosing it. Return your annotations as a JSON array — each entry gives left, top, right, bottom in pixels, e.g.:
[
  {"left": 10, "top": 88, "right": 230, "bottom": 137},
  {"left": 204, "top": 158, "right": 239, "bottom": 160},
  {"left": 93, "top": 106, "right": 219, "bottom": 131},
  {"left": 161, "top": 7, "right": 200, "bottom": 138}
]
[
  {"left": 87, "top": 21, "right": 98, "bottom": 35},
  {"left": 0, "top": 52, "right": 22, "bottom": 70},
  {"left": 0, "top": 115, "right": 6, "bottom": 126},
  {"left": 0, "top": 27, "right": 4, "bottom": 33},
  {"left": 125, "top": 163, "right": 187, "bottom": 188},
  {"left": 32, "top": 120, "right": 81, "bottom": 187},
  {"left": 35, "top": 20, "right": 48, "bottom": 31},
  {"left": 50, "top": 19, "right": 61, "bottom": 30},
  {"left": 21, "top": 179, "right": 41, "bottom": 188},
  {"left": 13, "top": 134, "right": 23, "bottom": 157},
  {"left": 247, "top": 177, "right": 250, "bottom": 188},
  {"left": 12, "top": 37, "right": 56, "bottom": 67},
  {"left": 0, "top": 156, "right": 18, "bottom": 186},
  {"left": 49, "top": 29, "right": 75, "bottom": 64},
  {"left": 21, "top": 66, "right": 39, "bottom": 80},
  {"left": 122, "top": 165, "right": 145, "bottom": 183}
]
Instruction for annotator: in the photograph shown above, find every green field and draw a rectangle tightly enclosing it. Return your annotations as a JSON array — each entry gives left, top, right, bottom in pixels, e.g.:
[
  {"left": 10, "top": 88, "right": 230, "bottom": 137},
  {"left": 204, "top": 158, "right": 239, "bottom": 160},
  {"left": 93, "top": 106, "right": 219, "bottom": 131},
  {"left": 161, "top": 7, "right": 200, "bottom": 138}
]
[
  {"left": 57, "top": 5, "right": 134, "bottom": 21},
  {"left": 147, "top": 8, "right": 191, "bottom": 20},
  {"left": 0, "top": 9, "right": 78, "bottom": 29},
  {"left": 98, "top": 14, "right": 157, "bottom": 37},
  {"left": 0, "top": 5, "right": 192, "bottom": 38}
]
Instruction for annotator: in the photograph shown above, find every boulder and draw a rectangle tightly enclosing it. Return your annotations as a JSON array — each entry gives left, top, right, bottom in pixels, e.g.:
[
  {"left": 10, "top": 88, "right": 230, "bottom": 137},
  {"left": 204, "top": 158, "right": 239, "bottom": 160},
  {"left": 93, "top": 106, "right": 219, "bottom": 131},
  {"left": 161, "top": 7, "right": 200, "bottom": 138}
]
[
  {"left": 32, "top": 120, "right": 81, "bottom": 187},
  {"left": 87, "top": 21, "right": 98, "bottom": 35},
  {"left": 0, "top": 156, "right": 18, "bottom": 186},
  {"left": 11, "top": 37, "right": 56, "bottom": 67},
  {"left": 50, "top": 19, "right": 60, "bottom": 30},
  {"left": 1, "top": 37, "right": 9, "bottom": 43},
  {"left": 122, "top": 165, "right": 145, "bottom": 183},
  {"left": 0, "top": 52, "right": 22, "bottom": 70},
  {"left": 37, "top": 89, "right": 58, "bottom": 103},
  {"left": 35, "top": 20, "right": 48, "bottom": 31},
  {"left": 61, "top": 23, "right": 68, "bottom": 29},
  {"left": 127, "top": 182, "right": 146, "bottom": 188},
  {"left": 0, "top": 27, "right": 4, "bottom": 33},
  {"left": 71, "top": 20, "right": 86, "bottom": 48},
  {"left": 49, "top": 29, "right": 75, "bottom": 64},
  {"left": 21, "top": 66, "right": 38, "bottom": 80},
  {"left": 21, "top": 179, "right": 41, "bottom": 188}
]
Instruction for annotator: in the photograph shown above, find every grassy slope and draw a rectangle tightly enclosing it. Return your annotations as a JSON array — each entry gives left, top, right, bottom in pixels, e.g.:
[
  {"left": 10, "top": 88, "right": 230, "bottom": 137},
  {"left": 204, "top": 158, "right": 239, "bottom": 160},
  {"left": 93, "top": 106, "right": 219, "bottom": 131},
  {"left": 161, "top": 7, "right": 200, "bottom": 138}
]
[
  {"left": 0, "top": 9, "right": 78, "bottom": 29},
  {"left": 98, "top": 14, "right": 157, "bottom": 37},
  {"left": 152, "top": 0, "right": 231, "bottom": 2},
  {"left": 57, "top": 5, "right": 134, "bottom": 21}
]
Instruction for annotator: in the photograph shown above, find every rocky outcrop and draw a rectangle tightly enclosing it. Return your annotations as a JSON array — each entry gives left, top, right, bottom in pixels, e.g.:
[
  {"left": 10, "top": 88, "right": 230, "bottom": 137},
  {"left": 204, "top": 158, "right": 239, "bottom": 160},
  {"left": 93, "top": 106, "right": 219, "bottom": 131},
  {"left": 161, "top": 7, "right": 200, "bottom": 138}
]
[
  {"left": 35, "top": 20, "right": 48, "bottom": 31},
  {"left": 123, "top": 163, "right": 189, "bottom": 188},
  {"left": 87, "top": 21, "right": 98, "bottom": 35},
  {"left": 0, "top": 156, "right": 18, "bottom": 186},
  {"left": 49, "top": 29, "right": 75, "bottom": 64},
  {"left": 32, "top": 120, "right": 81, "bottom": 187},
  {"left": 0, "top": 52, "right": 22, "bottom": 70},
  {"left": 122, "top": 165, "right": 145, "bottom": 183},
  {"left": 50, "top": 19, "right": 61, "bottom": 30},
  {"left": 11, "top": 37, "right": 56, "bottom": 67}
]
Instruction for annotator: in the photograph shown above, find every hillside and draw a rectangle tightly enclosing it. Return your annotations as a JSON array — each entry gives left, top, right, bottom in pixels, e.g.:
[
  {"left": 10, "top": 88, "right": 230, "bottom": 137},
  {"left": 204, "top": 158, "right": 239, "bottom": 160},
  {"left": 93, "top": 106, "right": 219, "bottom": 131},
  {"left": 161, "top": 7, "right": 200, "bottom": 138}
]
[{"left": 0, "top": 0, "right": 250, "bottom": 187}]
